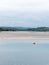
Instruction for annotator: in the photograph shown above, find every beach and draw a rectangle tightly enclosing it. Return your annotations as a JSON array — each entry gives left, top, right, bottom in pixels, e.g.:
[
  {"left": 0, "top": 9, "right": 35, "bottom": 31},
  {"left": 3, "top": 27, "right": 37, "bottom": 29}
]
[{"left": 0, "top": 31, "right": 49, "bottom": 40}]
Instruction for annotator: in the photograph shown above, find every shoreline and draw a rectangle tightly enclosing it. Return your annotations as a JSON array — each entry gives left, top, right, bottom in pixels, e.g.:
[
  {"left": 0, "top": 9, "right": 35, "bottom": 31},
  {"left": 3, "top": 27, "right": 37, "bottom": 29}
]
[
  {"left": 0, "top": 31, "right": 49, "bottom": 40},
  {"left": 0, "top": 37, "right": 49, "bottom": 40}
]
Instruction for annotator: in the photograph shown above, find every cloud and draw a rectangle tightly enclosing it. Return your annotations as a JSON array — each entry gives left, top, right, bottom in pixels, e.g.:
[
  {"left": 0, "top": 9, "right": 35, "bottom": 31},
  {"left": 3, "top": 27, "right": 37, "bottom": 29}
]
[
  {"left": 0, "top": 12, "right": 49, "bottom": 27},
  {"left": 0, "top": 0, "right": 49, "bottom": 27},
  {"left": 0, "top": 0, "right": 49, "bottom": 12}
]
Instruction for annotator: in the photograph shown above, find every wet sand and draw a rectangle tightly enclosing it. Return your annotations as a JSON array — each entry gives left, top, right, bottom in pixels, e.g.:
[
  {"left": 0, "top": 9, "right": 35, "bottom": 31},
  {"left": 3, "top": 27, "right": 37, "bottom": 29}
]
[{"left": 0, "top": 31, "right": 49, "bottom": 40}]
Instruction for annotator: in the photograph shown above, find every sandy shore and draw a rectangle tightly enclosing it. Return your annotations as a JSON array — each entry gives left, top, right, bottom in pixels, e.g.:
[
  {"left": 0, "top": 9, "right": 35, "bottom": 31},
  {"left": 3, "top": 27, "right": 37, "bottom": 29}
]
[{"left": 0, "top": 31, "right": 49, "bottom": 40}]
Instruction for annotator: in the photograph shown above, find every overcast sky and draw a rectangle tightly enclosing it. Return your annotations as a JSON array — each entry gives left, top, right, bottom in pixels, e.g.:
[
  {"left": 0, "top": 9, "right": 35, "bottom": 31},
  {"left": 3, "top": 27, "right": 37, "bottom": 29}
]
[{"left": 0, "top": 0, "right": 49, "bottom": 27}]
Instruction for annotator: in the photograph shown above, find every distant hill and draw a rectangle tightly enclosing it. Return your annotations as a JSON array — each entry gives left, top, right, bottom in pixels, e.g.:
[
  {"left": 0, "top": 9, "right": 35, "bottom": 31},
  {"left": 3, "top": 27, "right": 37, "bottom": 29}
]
[{"left": 0, "top": 27, "right": 49, "bottom": 31}]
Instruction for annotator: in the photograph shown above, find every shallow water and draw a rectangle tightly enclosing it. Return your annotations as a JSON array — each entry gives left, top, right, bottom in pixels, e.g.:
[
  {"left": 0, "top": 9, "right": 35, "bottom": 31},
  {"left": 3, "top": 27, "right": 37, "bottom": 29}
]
[{"left": 0, "top": 40, "right": 49, "bottom": 65}]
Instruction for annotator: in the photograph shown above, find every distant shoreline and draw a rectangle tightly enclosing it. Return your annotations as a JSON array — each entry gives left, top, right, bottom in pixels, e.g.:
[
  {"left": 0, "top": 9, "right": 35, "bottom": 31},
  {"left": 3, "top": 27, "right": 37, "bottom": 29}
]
[
  {"left": 0, "top": 27, "right": 49, "bottom": 31},
  {"left": 0, "top": 31, "right": 49, "bottom": 40}
]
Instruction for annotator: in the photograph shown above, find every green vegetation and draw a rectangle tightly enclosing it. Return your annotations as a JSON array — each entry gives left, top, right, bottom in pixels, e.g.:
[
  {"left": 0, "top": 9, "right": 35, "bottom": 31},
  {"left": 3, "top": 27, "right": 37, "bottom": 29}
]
[{"left": 0, "top": 27, "right": 49, "bottom": 31}]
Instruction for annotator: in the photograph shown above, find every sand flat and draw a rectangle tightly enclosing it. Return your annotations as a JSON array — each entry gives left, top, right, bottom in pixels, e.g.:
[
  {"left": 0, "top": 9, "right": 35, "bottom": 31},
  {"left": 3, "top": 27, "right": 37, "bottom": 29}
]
[{"left": 0, "top": 31, "right": 49, "bottom": 40}]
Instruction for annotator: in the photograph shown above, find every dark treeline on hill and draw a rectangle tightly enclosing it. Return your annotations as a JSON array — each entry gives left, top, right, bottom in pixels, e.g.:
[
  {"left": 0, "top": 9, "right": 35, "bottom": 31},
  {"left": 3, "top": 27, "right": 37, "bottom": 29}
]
[{"left": 0, "top": 27, "right": 49, "bottom": 31}]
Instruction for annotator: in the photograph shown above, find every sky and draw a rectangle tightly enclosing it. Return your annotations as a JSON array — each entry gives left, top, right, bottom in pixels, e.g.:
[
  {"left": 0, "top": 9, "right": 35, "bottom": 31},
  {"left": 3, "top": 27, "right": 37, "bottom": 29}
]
[{"left": 0, "top": 0, "right": 49, "bottom": 27}]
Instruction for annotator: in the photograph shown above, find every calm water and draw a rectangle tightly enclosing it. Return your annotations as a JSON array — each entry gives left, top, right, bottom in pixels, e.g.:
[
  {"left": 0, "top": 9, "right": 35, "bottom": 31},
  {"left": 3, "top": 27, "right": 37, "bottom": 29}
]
[{"left": 0, "top": 40, "right": 49, "bottom": 65}]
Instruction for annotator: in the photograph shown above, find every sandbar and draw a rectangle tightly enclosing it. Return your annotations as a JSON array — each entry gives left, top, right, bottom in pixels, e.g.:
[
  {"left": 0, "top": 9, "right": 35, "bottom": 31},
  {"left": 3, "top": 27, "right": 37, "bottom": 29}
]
[{"left": 0, "top": 31, "right": 49, "bottom": 40}]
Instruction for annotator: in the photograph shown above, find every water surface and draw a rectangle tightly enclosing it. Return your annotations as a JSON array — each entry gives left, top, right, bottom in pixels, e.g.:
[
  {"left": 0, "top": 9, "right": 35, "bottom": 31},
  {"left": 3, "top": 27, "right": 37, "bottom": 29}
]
[{"left": 0, "top": 40, "right": 49, "bottom": 65}]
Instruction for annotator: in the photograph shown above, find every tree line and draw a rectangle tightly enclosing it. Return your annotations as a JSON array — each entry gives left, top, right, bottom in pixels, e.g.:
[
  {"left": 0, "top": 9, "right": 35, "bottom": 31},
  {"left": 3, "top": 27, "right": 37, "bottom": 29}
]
[{"left": 0, "top": 27, "right": 49, "bottom": 31}]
